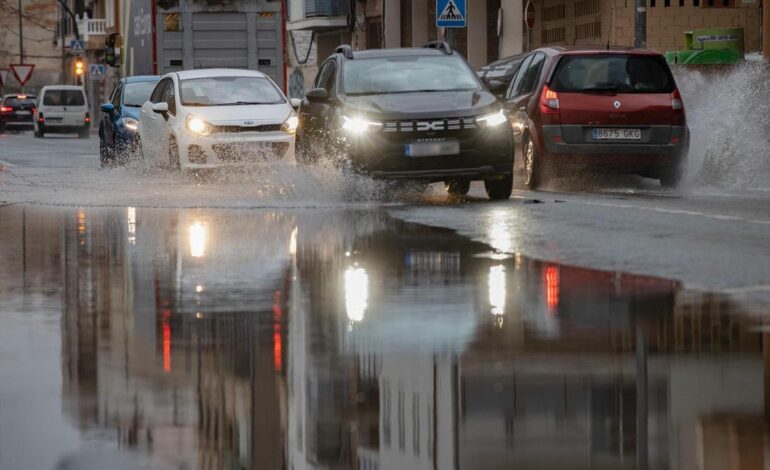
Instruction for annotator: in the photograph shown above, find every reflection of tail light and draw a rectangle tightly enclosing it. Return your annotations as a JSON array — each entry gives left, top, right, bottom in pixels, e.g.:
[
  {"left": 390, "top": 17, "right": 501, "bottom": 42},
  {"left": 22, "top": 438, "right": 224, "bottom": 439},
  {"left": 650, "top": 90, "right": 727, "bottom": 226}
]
[
  {"left": 545, "top": 266, "right": 560, "bottom": 312},
  {"left": 273, "top": 290, "right": 282, "bottom": 372},
  {"left": 162, "top": 308, "right": 172, "bottom": 373}
]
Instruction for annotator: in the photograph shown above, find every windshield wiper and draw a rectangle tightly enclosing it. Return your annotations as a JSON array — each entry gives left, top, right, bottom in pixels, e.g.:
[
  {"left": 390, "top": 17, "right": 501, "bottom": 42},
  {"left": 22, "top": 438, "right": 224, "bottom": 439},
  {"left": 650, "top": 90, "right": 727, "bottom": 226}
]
[
  {"left": 579, "top": 86, "right": 619, "bottom": 93},
  {"left": 183, "top": 102, "right": 212, "bottom": 106},
  {"left": 218, "top": 101, "right": 280, "bottom": 106}
]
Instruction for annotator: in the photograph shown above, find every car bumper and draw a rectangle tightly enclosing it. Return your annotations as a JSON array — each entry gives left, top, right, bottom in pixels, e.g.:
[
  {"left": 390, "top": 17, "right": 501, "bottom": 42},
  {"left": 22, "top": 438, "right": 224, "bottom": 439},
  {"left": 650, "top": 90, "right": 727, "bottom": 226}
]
[
  {"left": 177, "top": 130, "right": 295, "bottom": 169},
  {"left": 542, "top": 125, "right": 688, "bottom": 156},
  {"left": 347, "top": 126, "right": 513, "bottom": 182},
  {"left": 1, "top": 115, "right": 35, "bottom": 128}
]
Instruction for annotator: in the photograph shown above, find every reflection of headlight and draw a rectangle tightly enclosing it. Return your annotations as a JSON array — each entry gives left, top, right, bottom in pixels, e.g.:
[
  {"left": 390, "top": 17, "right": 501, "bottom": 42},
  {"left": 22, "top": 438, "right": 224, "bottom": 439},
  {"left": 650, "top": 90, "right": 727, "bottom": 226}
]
[
  {"left": 186, "top": 115, "right": 212, "bottom": 136},
  {"left": 189, "top": 222, "right": 207, "bottom": 258},
  {"left": 121, "top": 117, "right": 139, "bottom": 131},
  {"left": 345, "top": 267, "right": 369, "bottom": 322},
  {"left": 341, "top": 115, "right": 383, "bottom": 134},
  {"left": 488, "top": 265, "right": 506, "bottom": 316},
  {"left": 476, "top": 110, "right": 507, "bottom": 128},
  {"left": 281, "top": 114, "right": 299, "bottom": 134}
]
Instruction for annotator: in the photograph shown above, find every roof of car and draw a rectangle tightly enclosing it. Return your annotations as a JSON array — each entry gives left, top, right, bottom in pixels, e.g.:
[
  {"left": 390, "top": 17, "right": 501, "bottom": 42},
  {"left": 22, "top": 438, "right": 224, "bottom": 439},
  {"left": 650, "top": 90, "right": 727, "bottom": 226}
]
[
  {"left": 2, "top": 94, "right": 36, "bottom": 98},
  {"left": 540, "top": 45, "right": 663, "bottom": 56},
  {"left": 123, "top": 75, "right": 160, "bottom": 83},
  {"left": 40, "top": 85, "right": 84, "bottom": 90},
  {"left": 173, "top": 68, "right": 268, "bottom": 80},
  {"left": 341, "top": 47, "right": 452, "bottom": 60}
]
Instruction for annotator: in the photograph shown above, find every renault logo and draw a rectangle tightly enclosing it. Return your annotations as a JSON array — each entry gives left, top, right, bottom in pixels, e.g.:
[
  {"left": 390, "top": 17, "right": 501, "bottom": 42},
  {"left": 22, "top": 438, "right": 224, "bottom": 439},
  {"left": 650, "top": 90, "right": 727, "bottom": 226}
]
[{"left": 613, "top": 100, "right": 621, "bottom": 109}]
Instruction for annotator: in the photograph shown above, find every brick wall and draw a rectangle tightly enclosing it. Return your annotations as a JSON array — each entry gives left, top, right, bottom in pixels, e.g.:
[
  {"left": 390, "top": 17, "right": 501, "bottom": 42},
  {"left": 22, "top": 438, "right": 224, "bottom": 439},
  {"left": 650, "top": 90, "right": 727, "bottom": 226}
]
[{"left": 529, "top": 0, "right": 760, "bottom": 54}]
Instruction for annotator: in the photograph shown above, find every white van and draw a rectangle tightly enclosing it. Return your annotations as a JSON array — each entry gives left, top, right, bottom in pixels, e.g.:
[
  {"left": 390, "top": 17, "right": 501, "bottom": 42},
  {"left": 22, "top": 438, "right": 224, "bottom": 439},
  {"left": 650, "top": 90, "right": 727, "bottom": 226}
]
[{"left": 34, "top": 85, "right": 90, "bottom": 138}]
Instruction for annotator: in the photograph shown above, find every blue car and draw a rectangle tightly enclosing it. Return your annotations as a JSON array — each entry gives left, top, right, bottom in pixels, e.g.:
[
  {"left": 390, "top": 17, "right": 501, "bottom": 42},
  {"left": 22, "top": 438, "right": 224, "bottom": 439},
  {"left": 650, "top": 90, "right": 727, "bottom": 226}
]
[{"left": 99, "top": 75, "right": 160, "bottom": 167}]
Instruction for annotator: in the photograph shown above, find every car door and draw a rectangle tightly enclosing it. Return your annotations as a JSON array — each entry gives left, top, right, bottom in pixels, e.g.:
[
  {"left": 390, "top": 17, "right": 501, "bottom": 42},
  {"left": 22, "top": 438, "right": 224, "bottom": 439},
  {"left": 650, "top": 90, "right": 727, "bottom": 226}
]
[
  {"left": 140, "top": 79, "right": 169, "bottom": 157},
  {"left": 301, "top": 59, "right": 337, "bottom": 144},
  {"left": 504, "top": 53, "right": 547, "bottom": 144},
  {"left": 159, "top": 77, "right": 180, "bottom": 154},
  {"left": 41, "top": 89, "right": 66, "bottom": 125},
  {"left": 63, "top": 89, "right": 88, "bottom": 126},
  {"left": 103, "top": 82, "right": 122, "bottom": 147}
]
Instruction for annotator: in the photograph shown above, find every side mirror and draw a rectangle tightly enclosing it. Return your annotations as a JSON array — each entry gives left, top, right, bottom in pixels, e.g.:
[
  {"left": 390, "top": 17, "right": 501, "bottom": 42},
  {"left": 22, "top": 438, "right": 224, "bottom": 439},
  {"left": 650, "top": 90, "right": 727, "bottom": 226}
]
[
  {"left": 488, "top": 80, "right": 508, "bottom": 96},
  {"left": 290, "top": 98, "right": 302, "bottom": 110},
  {"left": 101, "top": 103, "right": 115, "bottom": 113},
  {"left": 152, "top": 102, "right": 169, "bottom": 114},
  {"left": 306, "top": 88, "right": 329, "bottom": 103}
]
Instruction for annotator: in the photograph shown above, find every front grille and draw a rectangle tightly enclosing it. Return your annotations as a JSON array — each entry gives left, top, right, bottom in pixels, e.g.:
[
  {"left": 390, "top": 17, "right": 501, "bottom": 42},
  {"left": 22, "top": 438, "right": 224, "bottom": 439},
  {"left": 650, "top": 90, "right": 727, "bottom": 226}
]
[
  {"left": 212, "top": 142, "right": 290, "bottom": 162},
  {"left": 213, "top": 124, "right": 282, "bottom": 133},
  {"left": 382, "top": 117, "right": 478, "bottom": 133}
]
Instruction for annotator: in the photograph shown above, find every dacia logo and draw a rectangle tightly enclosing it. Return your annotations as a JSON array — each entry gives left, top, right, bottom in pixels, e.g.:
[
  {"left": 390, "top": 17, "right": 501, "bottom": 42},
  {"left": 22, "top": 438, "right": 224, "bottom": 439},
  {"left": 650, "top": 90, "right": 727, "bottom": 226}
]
[
  {"left": 243, "top": 120, "right": 255, "bottom": 126},
  {"left": 416, "top": 121, "right": 446, "bottom": 131}
]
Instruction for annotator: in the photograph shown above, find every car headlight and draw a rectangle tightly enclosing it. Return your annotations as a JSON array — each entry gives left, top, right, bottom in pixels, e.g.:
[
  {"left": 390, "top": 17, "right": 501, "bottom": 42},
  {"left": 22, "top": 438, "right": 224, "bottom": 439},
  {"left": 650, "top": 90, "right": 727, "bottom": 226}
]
[
  {"left": 121, "top": 117, "right": 138, "bottom": 131},
  {"left": 476, "top": 110, "right": 508, "bottom": 128},
  {"left": 281, "top": 113, "right": 299, "bottom": 134},
  {"left": 186, "top": 115, "right": 212, "bottom": 136},
  {"left": 341, "top": 115, "right": 383, "bottom": 135}
]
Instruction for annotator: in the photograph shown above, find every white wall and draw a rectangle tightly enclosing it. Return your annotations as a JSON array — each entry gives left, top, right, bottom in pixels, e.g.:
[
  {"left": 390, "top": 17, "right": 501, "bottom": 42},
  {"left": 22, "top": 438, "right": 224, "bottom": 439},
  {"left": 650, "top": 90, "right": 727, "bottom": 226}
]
[
  {"left": 500, "top": 0, "right": 524, "bottom": 57},
  {"left": 467, "top": 0, "right": 488, "bottom": 69}
]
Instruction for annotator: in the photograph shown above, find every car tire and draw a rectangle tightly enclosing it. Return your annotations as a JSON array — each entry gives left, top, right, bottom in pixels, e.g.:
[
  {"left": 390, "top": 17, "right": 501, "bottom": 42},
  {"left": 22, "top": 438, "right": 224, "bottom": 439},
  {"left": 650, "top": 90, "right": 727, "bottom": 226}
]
[
  {"left": 445, "top": 179, "right": 471, "bottom": 196},
  {"left": 660, "top": 165, "right": 684, "bottom": 189},
  {"left": 99, "top": 141, "right": 112, "bottom": 168},
  {"left": 0, "top": 123, "right": 6, "bottom": 134},
  {"left": 35, "top": 127, "right": 44, "bottom": 138},
  {"left": 168, "top": 136, "right": 181, "bottom": 171},
  {"left": 78, "top": 128, "right": 89, "bottom": 139},
  {"left": 523, "top": 134, "right": 543, "bottom": 190},
  {"left": 484, "top": 174, "right": 513, "bottom": 200}
]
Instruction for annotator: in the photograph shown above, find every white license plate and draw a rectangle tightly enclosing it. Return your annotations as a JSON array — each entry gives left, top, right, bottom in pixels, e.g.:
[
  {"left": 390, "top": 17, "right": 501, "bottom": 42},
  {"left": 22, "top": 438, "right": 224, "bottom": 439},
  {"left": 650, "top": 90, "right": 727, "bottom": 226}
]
[
  {"left": 16, "top": 111, "right": 31, "bottom": 116},
  {"left": 592, "top": 128, "right": 642, "bottom": 140},
  {"left": 405, "top": 140, "right": 460, "bottom": 157}
]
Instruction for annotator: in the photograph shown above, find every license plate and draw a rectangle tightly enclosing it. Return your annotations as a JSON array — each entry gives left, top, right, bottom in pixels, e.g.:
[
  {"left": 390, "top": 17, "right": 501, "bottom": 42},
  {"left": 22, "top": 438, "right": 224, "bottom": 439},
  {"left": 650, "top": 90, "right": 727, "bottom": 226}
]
[
  {"left": 16, "top": 111, "right": 31, "bottom": 116},
  {"left": 405, "top": 139, "right": 460, "bottom": 157},
  {"left": 45, "top": 117, "right": 63, "bottom": 123},
  {"left": 592, "top": 128, "right": 642, "bottom": 140}
]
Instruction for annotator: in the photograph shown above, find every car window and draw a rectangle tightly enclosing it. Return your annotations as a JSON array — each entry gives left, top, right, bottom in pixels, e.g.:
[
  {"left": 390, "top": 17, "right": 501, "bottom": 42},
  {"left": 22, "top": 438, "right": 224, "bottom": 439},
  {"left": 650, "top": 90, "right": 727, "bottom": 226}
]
[
  {"left": 505, "top": 54, "right": 533, "bottom": 100},
  {"left": 550, "top": 54, "right": 675, "bottom": 93},
  {"left": 343, "top": 56, "right": 480, "bottom": 96},
  {"left": 315, "top": 61, "right": 337, "bottom": 95},
  {"left": 111, "top": 83, "right": 122, "bottom": 107},
  {"left": 149, "top": 80, "right": 168, "bottom": 104},
  {"left": 124, "top": 81, "right": 159, "bottom": 107},
  {"left": 2, "top": 96, "right": 36, "bottom": 107},
  {"left": 519, "top": 53, "right": 546, "bottom": 95},
  {"left": 42, "top": 90, "right": 85, "bottom": 106},
  {"left": 162, "top": 80, "right": 176, "bottom": 115}
]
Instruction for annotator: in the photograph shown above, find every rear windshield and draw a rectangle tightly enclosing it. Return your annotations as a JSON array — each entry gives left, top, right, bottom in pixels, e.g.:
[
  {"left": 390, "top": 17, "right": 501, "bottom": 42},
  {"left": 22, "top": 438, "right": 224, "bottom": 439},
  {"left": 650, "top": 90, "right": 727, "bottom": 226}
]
[
  {"left": 550, "top": 54, "right": 675, "bottom": 94},
  {"left": 43, "top": 90, "right": 85, "bottom": 106},
  {"left": 2, "top": 96, "right": 36, "bottom": 107}
]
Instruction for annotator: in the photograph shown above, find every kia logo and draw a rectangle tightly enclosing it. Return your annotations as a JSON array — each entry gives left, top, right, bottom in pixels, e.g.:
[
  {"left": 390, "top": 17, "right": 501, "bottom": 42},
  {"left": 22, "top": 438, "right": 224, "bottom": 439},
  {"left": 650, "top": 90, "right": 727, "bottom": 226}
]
[
  {"left": 613, "top": 100, "right": 621, "bottom": 109},
  {"left": 243, "top": 120, "right": 255, "bottom": 125}
]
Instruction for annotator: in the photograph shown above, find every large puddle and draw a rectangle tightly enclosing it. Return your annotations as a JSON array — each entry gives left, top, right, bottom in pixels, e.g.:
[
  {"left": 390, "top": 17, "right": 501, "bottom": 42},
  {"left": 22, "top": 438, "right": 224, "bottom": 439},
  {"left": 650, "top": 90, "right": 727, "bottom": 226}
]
[{"left": 0, "top": 205, "right": 768, "bottom": 469}]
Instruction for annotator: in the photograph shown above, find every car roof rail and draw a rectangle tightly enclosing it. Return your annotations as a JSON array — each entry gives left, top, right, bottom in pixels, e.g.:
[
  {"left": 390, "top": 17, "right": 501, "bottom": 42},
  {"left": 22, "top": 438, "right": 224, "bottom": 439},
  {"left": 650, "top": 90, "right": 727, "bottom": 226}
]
[
  {"left": 423, "top": 41, "right": 453, "bottom": 55},
  {"left": 335, "top": 44, "right": 354, "bottom": 59}
]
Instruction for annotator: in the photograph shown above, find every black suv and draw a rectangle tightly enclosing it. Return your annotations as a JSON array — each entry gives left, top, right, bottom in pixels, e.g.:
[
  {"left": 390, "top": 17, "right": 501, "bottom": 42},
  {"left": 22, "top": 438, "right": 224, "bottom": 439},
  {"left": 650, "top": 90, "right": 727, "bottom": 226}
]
[{"left": 296, "top": 42, "right": 515, "bottom": 200}]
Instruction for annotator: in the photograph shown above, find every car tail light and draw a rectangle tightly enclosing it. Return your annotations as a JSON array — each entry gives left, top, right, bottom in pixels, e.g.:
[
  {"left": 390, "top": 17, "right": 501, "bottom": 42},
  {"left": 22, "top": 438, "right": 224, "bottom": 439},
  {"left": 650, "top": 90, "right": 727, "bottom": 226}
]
[
  {"left": 84, "top": 112, "right": 91, "bottom": 123},
  {"left": 0, "top": 106, "right": 11, "bottom": 113},
  {"left": 38, "top": 113, "right": 45, "bottom": 123},
  {"left": 671, "top": 89, "right": 684, "bottom": 111},
  {"left": 540, "top": 85, "right": 560, "bottom": 114}
]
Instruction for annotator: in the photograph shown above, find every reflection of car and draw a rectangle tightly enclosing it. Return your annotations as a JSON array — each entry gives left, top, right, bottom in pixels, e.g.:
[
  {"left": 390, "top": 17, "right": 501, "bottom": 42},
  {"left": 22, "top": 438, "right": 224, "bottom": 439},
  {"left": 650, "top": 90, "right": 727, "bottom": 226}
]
[
  {"left": 34, "top": 86, "right": 90, "bottom": 138},
  {"left": 0, "top": 94, "right": 37, "bottom": 132},
  {"left": 296, "top": 42, "right": 515, "bottom": 200},
  {"left": 138, "top": 69, "right": 299, "bottom": 171},
  {"left": 502, "top": 47, "right": 689, "bottom": 189},
  {"left": 99, "top": 75, "right": 159, "bottom": 167},
  {"left": 477, "top": 54, "right": 526, "bottom": 97}
]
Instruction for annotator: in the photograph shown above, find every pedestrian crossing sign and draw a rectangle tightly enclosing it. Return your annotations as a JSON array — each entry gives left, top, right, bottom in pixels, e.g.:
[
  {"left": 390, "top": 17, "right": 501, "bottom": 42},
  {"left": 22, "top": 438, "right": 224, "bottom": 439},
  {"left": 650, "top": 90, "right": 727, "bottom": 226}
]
[{"left": 436, "top": 0, "right": 466, "bottom": 28}]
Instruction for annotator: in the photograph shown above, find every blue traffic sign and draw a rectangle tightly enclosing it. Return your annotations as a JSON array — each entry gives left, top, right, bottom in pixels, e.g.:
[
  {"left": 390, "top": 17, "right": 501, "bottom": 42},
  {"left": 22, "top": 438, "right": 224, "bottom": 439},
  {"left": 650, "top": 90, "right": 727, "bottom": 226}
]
[
  {"left": 89, "top": 63, "right": 105, "bottom": 79},
  {"left": 69, "top": 39, "right": 85, "bottom": 52},
  {"left": 436, "top": 0, "right": 466, "bottom": 28}
]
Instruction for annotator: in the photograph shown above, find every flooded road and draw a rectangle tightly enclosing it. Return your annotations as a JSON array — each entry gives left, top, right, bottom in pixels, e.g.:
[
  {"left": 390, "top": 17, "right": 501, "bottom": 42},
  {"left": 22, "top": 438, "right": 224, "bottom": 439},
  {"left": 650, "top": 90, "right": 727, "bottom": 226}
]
[{"left": 1, "top": 205, "right": 768, "bottom": 469}]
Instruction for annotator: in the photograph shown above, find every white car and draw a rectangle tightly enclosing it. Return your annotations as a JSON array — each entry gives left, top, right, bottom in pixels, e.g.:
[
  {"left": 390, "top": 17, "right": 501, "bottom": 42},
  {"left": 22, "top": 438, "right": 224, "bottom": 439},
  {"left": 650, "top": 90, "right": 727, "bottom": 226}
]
[
  {"left": 138, "top": 69, "right": 299, "bottom": 170},
  {"left": 34, "top": 85, "right": 90, "bottom": 138}
]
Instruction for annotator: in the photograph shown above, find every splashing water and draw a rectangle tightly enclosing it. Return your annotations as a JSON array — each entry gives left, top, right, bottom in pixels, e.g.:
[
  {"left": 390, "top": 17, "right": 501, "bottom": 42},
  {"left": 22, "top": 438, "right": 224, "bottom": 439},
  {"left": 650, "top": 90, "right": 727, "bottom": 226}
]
[{"left": 674, "top": 62, "right": 770, "bottom": 188}]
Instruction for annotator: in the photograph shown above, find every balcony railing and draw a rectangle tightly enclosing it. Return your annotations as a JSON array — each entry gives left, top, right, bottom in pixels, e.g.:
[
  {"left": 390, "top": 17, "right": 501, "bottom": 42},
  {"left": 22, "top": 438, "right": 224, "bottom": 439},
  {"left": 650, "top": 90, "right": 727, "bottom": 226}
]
[
  {"left": 76, "top": 14, "right": 107, "bottom": 41},
  {"left": 304, "top": 0, "right": 349, "bottom": 18}
]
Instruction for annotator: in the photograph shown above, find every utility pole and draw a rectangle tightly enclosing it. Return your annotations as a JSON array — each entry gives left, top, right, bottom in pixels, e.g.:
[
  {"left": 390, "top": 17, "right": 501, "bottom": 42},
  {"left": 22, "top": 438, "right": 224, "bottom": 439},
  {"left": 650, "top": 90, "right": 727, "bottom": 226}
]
[
  {"left": 764, "top": 0, "right": 770, "bottom": 60},
  {"left": 61, "top": 3, "right": 66, "bottom": 83},
  {"left": 634, "top": 0, "right": 646, "bottom": 48},
  {"left": 18, "top": 0, "right": 24, "bottom": 63}
]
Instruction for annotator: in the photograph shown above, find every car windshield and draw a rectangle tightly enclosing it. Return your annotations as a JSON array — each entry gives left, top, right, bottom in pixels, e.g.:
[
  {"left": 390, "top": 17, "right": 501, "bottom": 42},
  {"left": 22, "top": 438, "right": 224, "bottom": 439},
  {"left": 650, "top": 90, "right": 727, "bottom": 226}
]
[
  {"left": 124, "top": 81, "right": 158, "bottom": 107},
  {"left": 43, "top": 90, "right": 85, "bottom": 106},
  {"left": 179, "top": 76, "right": 285, "bottom": 106},
  {"left": 3, "top": 96, "right": 36, "bottom": 107},
  {"left": 343, "top": 56, "right": 481, "bottom": 96},
  {"left": 551, "top": 54, "right": 675, "bottom": 93}
]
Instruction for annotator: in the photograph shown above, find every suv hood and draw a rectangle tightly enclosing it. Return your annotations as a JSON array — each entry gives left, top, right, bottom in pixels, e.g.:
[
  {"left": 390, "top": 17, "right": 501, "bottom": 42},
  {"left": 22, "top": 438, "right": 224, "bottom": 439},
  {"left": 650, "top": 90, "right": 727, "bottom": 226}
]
[
  {"left": 184, "top": 103, "right": 291, "bottom": 126},
  {"left": 341, "top": 90, "right": 498, "bottom": 119}
]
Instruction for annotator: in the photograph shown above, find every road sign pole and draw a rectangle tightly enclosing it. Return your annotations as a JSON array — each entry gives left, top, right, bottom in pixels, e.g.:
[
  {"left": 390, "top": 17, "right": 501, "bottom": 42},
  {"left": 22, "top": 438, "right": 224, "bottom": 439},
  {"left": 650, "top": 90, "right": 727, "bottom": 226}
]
[{"left": 635, "top": 0, "right": 647, "bottom": 48}]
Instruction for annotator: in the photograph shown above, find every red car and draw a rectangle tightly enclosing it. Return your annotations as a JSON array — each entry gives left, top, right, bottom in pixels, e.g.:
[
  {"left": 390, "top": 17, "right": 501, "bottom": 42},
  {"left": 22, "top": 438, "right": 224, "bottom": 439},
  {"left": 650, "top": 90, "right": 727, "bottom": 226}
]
[{"left": 502, "top": 47, "right": 689, "bottom": 189}]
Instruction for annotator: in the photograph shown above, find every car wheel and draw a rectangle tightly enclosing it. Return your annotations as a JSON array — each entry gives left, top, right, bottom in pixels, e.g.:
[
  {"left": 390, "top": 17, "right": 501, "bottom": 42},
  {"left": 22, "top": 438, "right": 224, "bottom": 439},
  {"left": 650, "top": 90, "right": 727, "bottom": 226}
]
[
  {"left": 484, "top": 174, "right": 513, "bottom": 200},
  {"left": 0, "top": 123, "right": 6, "bottom": 134},
  {"left": 523, "top": 135, "right": 542, "bottom": 190},
  {"left": 295, "top": 131, "right": 315, "bottom": 166},
  {"left": 660, "top": 165, "right": 684, "bottom": 189},
  {"left": 35, "top": 127, "right": 45, "bottom": 138},
  {"left": 99, "top": 141, "right": 112, "bottom": 168},
  {"left": 79, "top": 128, "right": 90, "bottom": 139},
  {"left": 445, "top": 179, "right": 471, "bottom": 196},
  {"left": 168, "top": 136, "right": 181, "bottom": 171}
]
